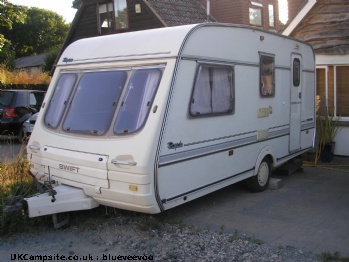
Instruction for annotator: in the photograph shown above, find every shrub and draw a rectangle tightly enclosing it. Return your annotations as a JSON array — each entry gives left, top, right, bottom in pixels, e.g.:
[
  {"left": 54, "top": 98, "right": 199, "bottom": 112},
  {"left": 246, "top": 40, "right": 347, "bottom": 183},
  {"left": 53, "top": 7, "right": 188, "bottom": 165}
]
[
  {"left": 0, "top": 139, "right": 46, "bottom": 234},
  {"left": 0, "top": 65, "right": 51, "bottom": 85}
]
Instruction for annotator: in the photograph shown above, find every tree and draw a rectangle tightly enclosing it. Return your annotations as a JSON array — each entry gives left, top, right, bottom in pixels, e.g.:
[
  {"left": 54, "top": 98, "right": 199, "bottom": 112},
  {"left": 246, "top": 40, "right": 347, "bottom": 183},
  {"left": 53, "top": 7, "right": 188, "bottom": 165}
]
[
  {"left": 42, "top": 46, "right": 61, "bottom": 73},
  {"left": 0, "top": 0, "right": 26, "bottom": 54},
  {"left": 1, "top": 6, "right": 70, "bottom": 58}
]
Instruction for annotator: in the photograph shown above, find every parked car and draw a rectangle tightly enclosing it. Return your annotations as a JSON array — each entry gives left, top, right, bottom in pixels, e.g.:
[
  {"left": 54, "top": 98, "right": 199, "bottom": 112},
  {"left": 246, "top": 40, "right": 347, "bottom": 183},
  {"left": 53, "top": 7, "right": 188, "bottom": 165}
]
[
  {"left": 22, "top": 112, "right": 39, "bottom": 137},
  {"left": 0, "top": 89, "right": 46, "bottom": 142}
]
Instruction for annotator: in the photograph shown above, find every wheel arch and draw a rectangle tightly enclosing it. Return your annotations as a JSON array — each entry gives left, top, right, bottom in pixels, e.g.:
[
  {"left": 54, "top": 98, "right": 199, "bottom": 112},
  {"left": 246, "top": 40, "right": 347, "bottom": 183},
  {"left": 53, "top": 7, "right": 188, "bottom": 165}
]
[{"left": 254, "top": 146, "right": 275, "bottom": 176}]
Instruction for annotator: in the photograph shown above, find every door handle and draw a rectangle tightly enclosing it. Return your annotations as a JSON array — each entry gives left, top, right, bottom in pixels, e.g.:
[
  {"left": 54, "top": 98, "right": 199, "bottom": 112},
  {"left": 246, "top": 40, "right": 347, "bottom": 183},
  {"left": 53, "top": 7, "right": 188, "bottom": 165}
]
[
  {"left": 28, "top": 144, "right": 40, "bottom": 152},
  {"left": 111, "top": 159, "right": 137, "bottom": 166},
  {"left": 299, "top": 92, "right": 302, "bottom": 99}
]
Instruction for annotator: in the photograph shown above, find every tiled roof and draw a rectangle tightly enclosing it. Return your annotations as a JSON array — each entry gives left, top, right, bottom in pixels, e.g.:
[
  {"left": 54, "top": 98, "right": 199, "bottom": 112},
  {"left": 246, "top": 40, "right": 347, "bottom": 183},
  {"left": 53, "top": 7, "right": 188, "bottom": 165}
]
[
  {"left": 15, "top": 53, "right": 47, "bottom": 69},
  {"left": 147, "top": 0, "right": 215, "bottom": 26}
]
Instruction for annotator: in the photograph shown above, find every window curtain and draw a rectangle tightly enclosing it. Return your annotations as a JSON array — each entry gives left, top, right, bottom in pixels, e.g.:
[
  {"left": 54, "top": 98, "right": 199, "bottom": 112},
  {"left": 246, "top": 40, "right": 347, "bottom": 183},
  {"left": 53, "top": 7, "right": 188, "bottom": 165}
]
[
  {"left": 212, "top": 68, "right": 232, "bottom": 112},
  {"left": 191, "top": 67, "right": 212, "bottom": 114}
]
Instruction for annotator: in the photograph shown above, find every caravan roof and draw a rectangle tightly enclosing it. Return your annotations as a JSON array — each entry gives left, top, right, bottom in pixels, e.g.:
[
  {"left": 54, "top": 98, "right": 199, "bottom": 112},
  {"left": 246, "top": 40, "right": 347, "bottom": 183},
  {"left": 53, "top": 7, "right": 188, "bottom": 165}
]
[
  {"left": 58, "top": 24, "right": 197, "bottom": 66},
  {"left": 58, "top": 23, "right": 313, "bottom": 67}
]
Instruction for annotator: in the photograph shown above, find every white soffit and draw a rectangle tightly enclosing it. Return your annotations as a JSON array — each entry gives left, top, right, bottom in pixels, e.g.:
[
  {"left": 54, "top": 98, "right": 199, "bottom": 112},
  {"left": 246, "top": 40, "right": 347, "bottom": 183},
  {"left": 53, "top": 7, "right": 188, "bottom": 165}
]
[
  {"left": 282, "top": 0, "right": 317, "bottom": 36},
  {"left": 316, "top": 54, "right": 349, "bottom": 66}
]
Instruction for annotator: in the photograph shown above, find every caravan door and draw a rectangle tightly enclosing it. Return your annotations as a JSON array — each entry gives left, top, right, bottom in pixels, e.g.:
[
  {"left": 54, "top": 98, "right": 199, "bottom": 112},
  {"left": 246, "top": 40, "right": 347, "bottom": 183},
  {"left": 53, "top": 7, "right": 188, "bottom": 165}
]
[{"left": 289, "top": 54, "right": 302, "bottom": 152}]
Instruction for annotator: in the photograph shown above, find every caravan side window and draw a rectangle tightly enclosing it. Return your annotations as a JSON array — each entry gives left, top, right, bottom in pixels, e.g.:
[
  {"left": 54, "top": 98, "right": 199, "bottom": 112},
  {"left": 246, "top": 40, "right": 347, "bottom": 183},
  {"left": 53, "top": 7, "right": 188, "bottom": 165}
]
[
  {"left": 260, "top": 54, "right": 275, "bottom": 97},
  {"left": 190, "top": 65, "right": 234, "bottom": 116}
]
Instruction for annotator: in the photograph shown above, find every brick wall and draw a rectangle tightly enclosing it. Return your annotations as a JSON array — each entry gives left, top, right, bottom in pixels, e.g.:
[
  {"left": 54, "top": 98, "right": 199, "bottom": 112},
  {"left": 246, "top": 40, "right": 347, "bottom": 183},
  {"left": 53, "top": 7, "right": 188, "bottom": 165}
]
[
  {"left": 287, "top": 0, "right": 307, "bottom": 21},
  {"left": 199, "top": 0, "right": 284, "bottom": 32}
]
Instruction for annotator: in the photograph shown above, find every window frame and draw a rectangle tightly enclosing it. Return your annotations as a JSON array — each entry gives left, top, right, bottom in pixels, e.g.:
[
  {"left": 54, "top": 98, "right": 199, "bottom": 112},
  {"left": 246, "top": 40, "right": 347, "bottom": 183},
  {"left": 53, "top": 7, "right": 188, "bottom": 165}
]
[
  {"left": 293, "top": 58, "right": 301, "bottom": 87},
  {"left": 316, "top": 65, "right": 349, "bottom": 120},
  {"left": 113, "top": 68, "right": 162, "bottom": 135},
  {"left": 44, "top": 73, "right": 78, "bottom": 129},
  {"left": 249, "top": 6, "right": 263, "bottom": 26},
  {"left": 189, "top": 63, "right": 235, "bottom": 118},
  {"left": 98, "top": 0, "right": 129, "bottom": 34},
  {"left": 259, "top": 53, "right": 275, "bottom": 97},
  {"left": 268, "top": 4, "right": 275, "bottom": 28},
  {"left": 62, "top": 70, "right": 128, "bottom": 136}
]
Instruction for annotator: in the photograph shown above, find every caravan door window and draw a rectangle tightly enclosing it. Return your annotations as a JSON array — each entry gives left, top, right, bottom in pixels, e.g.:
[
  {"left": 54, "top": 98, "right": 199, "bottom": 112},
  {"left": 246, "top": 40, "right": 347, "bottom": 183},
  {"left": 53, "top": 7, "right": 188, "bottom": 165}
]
[
  {"left": 114, "top": 68, "right": 162, "bottom": 134},
  {"left": 44, "top": 73, "right": 77, "bottom": 128},
  {"left": 190, "top": 65, "right": 234, "bottom": 116}
]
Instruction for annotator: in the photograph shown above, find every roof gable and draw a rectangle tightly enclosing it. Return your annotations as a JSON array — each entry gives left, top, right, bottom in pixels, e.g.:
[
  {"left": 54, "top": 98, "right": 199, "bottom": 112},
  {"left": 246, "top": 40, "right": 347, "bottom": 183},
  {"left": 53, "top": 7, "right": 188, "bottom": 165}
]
[
  {"left": 15, "top": 53, "right": 47, "bottom": 69},
  {"left": 146, "top": 0, "right": 215, "bottom": 26}
]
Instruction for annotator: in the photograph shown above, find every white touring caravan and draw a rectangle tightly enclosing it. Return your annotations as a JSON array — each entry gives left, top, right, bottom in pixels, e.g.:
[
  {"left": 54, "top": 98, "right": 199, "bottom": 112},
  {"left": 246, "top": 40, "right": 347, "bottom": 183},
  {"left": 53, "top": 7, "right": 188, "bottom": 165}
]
[{"left": 13, "top": 23, "right": 316, "bottom": 225}]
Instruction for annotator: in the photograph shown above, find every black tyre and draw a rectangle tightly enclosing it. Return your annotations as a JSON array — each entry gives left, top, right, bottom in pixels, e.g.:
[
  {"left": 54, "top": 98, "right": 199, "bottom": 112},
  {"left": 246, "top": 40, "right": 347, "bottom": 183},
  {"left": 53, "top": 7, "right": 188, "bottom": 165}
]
[{"left": 246, "top": 157, "right": 271, "bottom": 192}]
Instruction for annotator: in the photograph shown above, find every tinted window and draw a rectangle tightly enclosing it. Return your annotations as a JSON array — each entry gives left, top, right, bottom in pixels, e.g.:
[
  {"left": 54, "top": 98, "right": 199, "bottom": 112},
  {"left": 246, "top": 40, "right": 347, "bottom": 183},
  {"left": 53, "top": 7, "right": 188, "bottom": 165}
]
[
  {"left": 190, "top": 65, "right": 234, "bottom": 116},
  {"left": 293, "top": 58, "right": 301, "bottom": 87},
  {"left": 114, "top": 69, "right": 161, "bottom": 134},
  {"left": 29, "top": 92, "right": 45, "bottom": 110},
  {"left": 63, "top": 71, "right": 127, "bottom": 135},
  {"left": 0, "top": 91, "right": 14, "bottom": 106},
  {"left": 45, "top": 74, "right": 77, "bottom": 128}
]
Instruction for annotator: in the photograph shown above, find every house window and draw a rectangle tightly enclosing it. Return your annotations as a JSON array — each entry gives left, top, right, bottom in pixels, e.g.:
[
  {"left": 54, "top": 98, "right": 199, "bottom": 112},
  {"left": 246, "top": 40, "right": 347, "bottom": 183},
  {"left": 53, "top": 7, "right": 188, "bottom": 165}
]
[
  {"left": 98, "top": 0, "right": 128, "bottom": 33},
  {"left": 114, "top": 0, "right": 128, "bottom": 29},
  {"left": 249, "top": 2, "right": 263, "bottom": 26},
  {"left": 190, "top": 64, "right": 234, "bottom": 116},
  {"left": 268, "top": 4, "right": 275, "bottom": 27},
  {"left": 316, "top": 68, "right": 327, "bottom": 113},
  {"left": 316, "top": 66, "right": 349, "bottom": 118},
  {"left": 99, "top": 2, "right": 114, "bottom": 31},
  {"left": 249, "top": 7, "right": 262, "bottom": 26},
  {"left": 336, "top": 66, "right": 349, "bottom": 116},
  {"left": 260, "top": 54, "right": 275, "bottom": 97}
]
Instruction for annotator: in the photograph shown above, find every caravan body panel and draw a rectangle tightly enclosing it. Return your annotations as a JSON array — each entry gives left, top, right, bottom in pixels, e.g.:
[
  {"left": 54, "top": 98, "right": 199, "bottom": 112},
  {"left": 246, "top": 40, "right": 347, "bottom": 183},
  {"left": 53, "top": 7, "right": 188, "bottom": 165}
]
[{"left": 27, "top": 23, "right": 315, "bottom": 216}]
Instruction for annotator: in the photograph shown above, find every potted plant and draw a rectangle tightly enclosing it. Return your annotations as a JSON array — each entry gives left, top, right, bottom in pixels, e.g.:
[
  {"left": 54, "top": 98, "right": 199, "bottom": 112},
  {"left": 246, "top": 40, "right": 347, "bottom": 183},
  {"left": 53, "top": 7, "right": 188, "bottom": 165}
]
[{"left": 316, "top": 109, "right": 341, "bottom": 163}]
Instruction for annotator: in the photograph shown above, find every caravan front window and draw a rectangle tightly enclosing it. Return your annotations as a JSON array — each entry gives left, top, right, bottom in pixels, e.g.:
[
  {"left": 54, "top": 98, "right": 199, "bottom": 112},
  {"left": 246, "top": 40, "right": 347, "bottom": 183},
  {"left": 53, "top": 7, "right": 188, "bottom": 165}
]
[
  {"left": 190, "top": 65, "right": 234, "bottom": 116},
  {"left": 45, "top": 73, "right": 77, "bottom": 128},
  {"left": 114, "top": 68, "right": 162, "bottom": 134},
  {"left": 63, "top": 71, "right": 127, "bottom": 135}
]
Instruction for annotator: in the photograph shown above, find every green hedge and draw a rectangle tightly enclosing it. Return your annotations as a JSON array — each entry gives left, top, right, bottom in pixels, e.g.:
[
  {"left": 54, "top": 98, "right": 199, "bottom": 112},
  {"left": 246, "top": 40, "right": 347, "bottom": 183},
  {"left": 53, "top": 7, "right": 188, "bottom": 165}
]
[{"left": 0, "top": 84, "right": 48, "bottom": 91}]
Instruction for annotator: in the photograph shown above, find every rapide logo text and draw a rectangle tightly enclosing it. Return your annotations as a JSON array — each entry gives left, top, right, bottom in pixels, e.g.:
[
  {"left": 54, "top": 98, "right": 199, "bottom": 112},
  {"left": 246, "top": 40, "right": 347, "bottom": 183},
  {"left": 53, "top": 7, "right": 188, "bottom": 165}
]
[{"left": 59, "top": 164, "right": 80, "bottom": 173}]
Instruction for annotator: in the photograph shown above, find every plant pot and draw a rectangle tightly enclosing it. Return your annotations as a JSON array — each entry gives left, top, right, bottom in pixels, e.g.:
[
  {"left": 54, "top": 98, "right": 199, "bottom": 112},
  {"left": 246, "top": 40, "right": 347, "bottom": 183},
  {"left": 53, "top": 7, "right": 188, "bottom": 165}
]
[{"left": 320, "top": 142, "right": 335, "bottom": 162}]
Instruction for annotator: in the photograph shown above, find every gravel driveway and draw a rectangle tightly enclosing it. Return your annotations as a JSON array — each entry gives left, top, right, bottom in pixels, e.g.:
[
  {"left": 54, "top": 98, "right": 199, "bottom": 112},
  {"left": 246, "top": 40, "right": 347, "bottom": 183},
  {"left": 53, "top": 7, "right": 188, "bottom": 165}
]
[{"left": 0, "top": 208, "right": 320, "bottom": 262}]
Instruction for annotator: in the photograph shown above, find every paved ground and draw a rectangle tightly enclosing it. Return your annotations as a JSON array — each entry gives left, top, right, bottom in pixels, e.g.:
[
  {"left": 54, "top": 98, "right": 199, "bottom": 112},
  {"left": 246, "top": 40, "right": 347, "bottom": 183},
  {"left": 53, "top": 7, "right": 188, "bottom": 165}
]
[
  {"left": 2, "top": 139, "right": 348, "bottom": 257},
  {"left": 172, "top": 156, "right": 349, "bottom": 257}
]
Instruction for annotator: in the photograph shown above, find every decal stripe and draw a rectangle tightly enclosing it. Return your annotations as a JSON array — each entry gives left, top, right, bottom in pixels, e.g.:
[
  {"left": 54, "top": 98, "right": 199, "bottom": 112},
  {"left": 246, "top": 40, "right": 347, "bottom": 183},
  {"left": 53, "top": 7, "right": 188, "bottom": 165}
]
[
  {"left": 159, "top": 123, "right": 314, "bottom": 167},
  {"left": 162, "top": 167, "right": 255, "bottom": 203}
]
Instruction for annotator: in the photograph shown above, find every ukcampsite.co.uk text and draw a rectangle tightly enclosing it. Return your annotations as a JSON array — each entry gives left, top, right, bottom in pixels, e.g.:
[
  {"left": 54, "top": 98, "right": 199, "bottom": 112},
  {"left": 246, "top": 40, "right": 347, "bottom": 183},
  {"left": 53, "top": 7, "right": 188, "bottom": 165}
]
[{"left": 10, "top": 253, "right": 154, "bottom": 261}]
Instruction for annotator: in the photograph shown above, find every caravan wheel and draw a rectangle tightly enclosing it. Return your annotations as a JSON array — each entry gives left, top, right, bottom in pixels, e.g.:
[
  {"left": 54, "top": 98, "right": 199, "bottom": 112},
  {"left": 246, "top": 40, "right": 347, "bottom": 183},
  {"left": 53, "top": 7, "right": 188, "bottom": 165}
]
[{"left": 246, "top": 157, "right": 271, "bottom": 192}]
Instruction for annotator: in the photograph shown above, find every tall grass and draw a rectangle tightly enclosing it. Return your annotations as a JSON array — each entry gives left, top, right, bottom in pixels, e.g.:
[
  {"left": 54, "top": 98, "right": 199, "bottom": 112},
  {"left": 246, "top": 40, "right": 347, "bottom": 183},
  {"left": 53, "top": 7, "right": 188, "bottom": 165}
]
[
  {"left": 0, "top": 138, "right": 45, "bottom": 234},
  {"left": 0, "top": 66, "right": 51, "bottom": 85}
]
